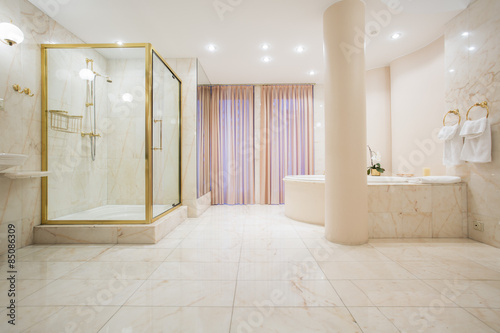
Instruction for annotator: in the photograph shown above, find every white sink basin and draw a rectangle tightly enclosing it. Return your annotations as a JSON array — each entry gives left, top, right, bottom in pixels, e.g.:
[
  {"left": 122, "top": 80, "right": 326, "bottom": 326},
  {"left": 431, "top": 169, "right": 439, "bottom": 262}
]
[{"left": 0, "top": 153, "right": 28, "bottom": 172}]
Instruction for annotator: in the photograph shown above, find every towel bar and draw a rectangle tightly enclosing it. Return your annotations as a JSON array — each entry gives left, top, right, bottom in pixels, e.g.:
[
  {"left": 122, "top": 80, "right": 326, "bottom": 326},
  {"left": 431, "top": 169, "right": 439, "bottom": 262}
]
[
  {"left": 466, "top": 101, "right": 489, "bottom": 120},
  {"left": 443, "top": 109, "right": 461, "bottom": 126}
]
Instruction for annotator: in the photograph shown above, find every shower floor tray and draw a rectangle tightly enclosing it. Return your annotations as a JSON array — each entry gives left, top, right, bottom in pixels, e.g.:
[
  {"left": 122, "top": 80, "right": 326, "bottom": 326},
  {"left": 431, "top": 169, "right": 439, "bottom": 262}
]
[{"left": 51, "top": 204, "right": 173, "bottom": 221}]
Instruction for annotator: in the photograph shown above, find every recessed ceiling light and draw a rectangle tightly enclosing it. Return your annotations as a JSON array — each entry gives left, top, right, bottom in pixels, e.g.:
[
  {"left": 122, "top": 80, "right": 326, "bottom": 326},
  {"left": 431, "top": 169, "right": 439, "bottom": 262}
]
[
  {"left": 261, "top": 56, "right": 272, "bottom": 63},
  {"left": 391, "top": 32, "right": 402, "bottom": 40},
  {"left": 468, "top": 46, "right": 476, "bottom": 51},
  {"left": 116, "top": 41, "right": 124, "bottom": 45},
  {"left": 308, "top": 70, "right": 316, "bottom": 76},
  {"left": 461, "top": 32, "right": 469, "bottom": 37},
  {"left": 260, "top": 43, "right": 270, "bottom": 50},
  {"left": 295, "top": 45, "right": 305, "bottom": 53},
  {"left": 207, "top": 44, "right": 217, "bottom": 52},
  {"left": 449, "top": 69, "right": 455, "bottom": 73}
]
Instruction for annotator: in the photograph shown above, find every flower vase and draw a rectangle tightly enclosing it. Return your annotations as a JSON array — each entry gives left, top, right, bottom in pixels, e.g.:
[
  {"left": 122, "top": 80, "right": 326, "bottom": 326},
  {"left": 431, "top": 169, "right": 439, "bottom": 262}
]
[{"left": 371, "top": 169, "right": 381, "bottom": 176}]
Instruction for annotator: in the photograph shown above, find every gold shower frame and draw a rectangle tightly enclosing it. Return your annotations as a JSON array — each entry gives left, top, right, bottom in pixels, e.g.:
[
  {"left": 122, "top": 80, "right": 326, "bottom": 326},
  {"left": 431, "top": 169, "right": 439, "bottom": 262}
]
[{"left": 41, "top": 43, "right": 182, "bottom": 225}]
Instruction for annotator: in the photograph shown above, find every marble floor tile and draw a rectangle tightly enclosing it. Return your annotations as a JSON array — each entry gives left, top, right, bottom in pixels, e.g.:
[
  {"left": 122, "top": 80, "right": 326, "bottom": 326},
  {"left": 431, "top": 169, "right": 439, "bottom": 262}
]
[
  {"left": 241, "top": 238, "right": 307, "bottom": 249},
  {"left": 465, "top": 308, "right": 500, "bottom": 332},
  {"left": 99, "top": 307, "right": 232, "bottom": 333},
  {"left": 230, "top": 307, "right": 361, "bottom": 333},
  {"left": 0, "top": 261, "right": 83, "bottom": 280},
  {"left": 237, "top": 262, "right": 326, "bottom": 280},
  {"left": 165, "top": 248, "right": 241, "bottom": 262},
  {"left": 399, "top": 259, "right": 500, "bottom": 280},
  {"left": 0, "top": 279, "right": 54, "bottom": 304},
  {"left": 380, "top": 307, "right": 496, "bottom": 333},
  {"left": 61, "top": 261, "right": 161, "bottom": 280},
  {"left": 7, "top": 205, "right": 500, "bottom": 332},
  {"left": 425, "top": 279, "right": 500, "bottom": 308},
  {"left": 126, "top": 280, "right": 236, "bottom": 306},
  {"left": 319, "top": 261, "right": 416, "bottom": 280},
  {"left": 177, "top": 237, "right": 242, "bottom": 249},
  {"left": 234, "top": 280, "right": 343, "bottom": 307},
  {"left": 311, "top": 246, "right": 392, "bottom": 262},
  {"left": 353, "top": 280, "right": 456, "bottom": 307},
  {"left": 149, "top": 262, "right": 239, "bottom": 280},
  {"left": 0, "top": 245, "right": 46, "bottom": 262},
  {"left": 20, "top": 306, "right": 119, "bottom": 333},
  {"left": 329, "top": 280, "right": 374, "bottom": 306},
  {"left": 370, "top": 244, "right": 464, "bottom": 262},
  {"left": 19, "top": 246, "right": 111, "bottom": 262},
  {"left": 240, "top": 248, "right": 315, "bottom": 262},
  {"left": 348, "top": 307, "right": 400, "bottom": 333},
  {"left": 476, "top": 260, "right": 500, "bottom": 273},
  {"left": 92, "top": 248, "right": 173, "bottom": 262},
  {"left": 0, "top": 306, "right": 63, "bottom": 332},
  {"left": 19, "top": 279, "right": 143, "bottom": 306}
]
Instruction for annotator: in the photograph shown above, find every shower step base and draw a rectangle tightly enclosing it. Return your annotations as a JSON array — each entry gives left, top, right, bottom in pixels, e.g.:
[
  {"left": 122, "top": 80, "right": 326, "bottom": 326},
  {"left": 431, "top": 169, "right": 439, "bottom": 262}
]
[{"left": 33, "top": 206, "right": 187, "bottom": 244}]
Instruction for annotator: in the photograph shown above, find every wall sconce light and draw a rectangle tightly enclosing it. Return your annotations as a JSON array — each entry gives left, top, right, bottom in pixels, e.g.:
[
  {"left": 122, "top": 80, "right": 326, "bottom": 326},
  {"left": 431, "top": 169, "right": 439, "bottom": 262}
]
[{"left": 0, "top": 22, "right": 24, "bottom": 46}]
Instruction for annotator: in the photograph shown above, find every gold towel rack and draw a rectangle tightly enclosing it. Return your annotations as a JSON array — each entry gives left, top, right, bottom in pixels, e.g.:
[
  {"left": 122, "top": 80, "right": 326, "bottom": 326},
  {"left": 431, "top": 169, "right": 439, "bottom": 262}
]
[
  {"left": 443, "top": 109, "right": 461, "bottom": 126},
  {"left": 466, "top": 101, "right": 489, "bottom": 120}
]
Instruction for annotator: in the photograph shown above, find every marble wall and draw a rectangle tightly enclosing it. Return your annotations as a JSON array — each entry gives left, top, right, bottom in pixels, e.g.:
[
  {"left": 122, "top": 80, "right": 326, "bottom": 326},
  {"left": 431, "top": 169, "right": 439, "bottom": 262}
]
[
  {"left": 0, "top": 0, "right": 83, "bottom": 250},
  {"left": 445, "top": 0, "right": 500, "bottom": 247}
]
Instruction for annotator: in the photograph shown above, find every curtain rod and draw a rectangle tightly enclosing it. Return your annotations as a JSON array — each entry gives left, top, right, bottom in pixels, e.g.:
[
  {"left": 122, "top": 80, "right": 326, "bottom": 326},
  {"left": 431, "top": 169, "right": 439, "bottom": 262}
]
[{"left": 198, "top": 83, "right": 316, "bottom": 87}]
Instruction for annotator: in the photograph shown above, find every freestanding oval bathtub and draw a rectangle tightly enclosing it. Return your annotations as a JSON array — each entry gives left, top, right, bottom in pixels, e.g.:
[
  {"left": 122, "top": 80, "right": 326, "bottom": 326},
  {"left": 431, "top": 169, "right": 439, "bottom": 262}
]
[{"left": 283, "top": 175, "right": 462, "bottom": 225}]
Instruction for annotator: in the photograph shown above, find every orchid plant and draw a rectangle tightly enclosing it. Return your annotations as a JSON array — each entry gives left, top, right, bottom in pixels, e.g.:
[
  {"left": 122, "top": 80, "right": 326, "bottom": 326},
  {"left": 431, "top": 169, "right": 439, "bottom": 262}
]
[{"left": 367, "top": 145, "right": 385, "bottom": 175}]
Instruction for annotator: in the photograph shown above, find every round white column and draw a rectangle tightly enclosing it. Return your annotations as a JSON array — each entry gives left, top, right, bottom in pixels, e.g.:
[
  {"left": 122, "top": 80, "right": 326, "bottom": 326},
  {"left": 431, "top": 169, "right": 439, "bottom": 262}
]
[{"left": 323, "top": 0, "right": 368, "bottom": 245}]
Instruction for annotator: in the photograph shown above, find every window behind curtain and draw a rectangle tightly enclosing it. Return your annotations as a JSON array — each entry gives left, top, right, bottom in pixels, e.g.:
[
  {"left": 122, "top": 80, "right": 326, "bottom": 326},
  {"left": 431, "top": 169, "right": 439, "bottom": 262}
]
[
  {"left": 209, "top": 85, "right": 255, "bottom": 205},
  {"left": 260, "top": 85, "right": 314, "bottom": 204}
]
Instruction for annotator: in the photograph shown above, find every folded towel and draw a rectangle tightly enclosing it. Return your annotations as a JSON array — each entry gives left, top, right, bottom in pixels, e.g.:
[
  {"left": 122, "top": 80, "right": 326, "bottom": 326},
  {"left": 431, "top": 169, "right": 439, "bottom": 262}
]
[
  {"left": 438, "top": 124, "right": 463, "bottom": 166},
  {"left": 460, "top": 117, "right": 491, "bottom": 163},
  {"left": 416, "top": 176, "right": 462, "bottom": 184}
]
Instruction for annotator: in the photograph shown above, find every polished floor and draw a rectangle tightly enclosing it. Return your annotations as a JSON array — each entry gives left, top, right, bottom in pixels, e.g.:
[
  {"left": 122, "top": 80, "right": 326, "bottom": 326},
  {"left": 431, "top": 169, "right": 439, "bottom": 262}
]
[{"left": 1, "top": 205, "right": 500, "bottom": 332}]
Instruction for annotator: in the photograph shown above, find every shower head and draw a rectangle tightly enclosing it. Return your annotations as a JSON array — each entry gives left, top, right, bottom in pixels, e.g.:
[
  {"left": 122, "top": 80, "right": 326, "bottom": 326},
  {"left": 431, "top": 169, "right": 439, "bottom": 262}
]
[{"left": 94, "top": 71, "right": 112, "bottom": 83}]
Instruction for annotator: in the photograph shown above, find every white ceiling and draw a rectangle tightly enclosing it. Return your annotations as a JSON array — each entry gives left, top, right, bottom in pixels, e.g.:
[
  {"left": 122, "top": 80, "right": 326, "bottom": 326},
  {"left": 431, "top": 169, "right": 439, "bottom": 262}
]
[{"left": 29, "top": 0, "right": 471, "bottom": 84}]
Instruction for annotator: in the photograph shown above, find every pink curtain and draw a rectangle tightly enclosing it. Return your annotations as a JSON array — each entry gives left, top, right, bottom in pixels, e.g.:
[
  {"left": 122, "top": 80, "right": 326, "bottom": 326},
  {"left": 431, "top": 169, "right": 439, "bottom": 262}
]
[
  {"left": 197, "top": 86, "right": 211, "bottom": 197},
  {"left": 210, "top": 86, "right": 255, "bottom": 205},
  {"left": 260, "top": 85, "right": 314, "bottom": 204}
]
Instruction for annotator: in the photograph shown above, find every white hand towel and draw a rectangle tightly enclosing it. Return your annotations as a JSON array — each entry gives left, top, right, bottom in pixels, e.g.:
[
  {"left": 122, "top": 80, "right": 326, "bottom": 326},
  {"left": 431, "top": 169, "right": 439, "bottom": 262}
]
[
  {"left": 438, "top": 123, "right": 463, "bottom": 166},
  {"left": 460, "top": 117, "right": 491, "bottom": 163}
]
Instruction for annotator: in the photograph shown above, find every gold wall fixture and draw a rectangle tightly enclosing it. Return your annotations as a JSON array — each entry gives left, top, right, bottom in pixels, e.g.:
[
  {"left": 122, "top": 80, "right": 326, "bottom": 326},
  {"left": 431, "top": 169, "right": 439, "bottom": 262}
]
[
  {"left": 443, "top": 109, "right": 461, "bottom": 126},
  {"left": 12, "top": 84, "right": 35, "bottom": 97},
  {"left": 81, "top": 132, "right": 101, "bottom": 138},
  {"left": 466, "top": 101, "right": 489, "bottom": 120},
  {"left": 41, "top": 43, "right": 183, "bottom": 225}
]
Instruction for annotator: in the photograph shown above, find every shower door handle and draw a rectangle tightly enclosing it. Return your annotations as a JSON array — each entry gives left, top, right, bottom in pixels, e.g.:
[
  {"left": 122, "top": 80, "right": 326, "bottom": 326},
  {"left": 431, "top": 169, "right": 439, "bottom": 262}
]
[{"left": 153, "top": 119, "right": 163, "bottom": 151}]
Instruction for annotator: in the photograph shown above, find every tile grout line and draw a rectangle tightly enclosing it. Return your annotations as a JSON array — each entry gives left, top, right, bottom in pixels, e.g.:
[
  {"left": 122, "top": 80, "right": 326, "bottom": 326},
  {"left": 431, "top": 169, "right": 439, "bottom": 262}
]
[{"left": 228, "top": 215, "right": 246, "bottom": 333}]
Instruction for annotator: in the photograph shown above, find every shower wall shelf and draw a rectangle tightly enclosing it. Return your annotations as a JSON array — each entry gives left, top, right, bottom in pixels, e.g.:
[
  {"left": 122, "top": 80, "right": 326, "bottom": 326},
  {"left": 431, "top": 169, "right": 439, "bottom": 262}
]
[
  {"left": 49, "top": 110, "right": 82, "bottom": 134},
  {"left": 1, "top": 171, "right": 51, "bottom": 179}
]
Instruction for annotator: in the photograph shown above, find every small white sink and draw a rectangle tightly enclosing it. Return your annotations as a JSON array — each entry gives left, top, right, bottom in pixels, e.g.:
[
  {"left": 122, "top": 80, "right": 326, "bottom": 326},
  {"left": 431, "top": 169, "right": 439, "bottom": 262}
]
[{"left": 0, "top": 153, "right": 28, "bottom": 172}]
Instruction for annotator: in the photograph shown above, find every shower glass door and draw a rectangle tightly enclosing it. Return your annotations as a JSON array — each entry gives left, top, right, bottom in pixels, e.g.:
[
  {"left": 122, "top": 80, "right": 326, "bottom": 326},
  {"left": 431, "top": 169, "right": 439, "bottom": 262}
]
[
  {"left": 44, "top": 46, "right": 147, "bottom": 222},
  {"left": 152, "top": 51, "right": 181, "bottom": 218}
]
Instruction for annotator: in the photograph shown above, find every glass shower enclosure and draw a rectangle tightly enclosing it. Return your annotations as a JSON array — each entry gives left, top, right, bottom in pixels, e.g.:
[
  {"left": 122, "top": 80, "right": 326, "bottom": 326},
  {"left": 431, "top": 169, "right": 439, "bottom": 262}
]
[{"left": 41, "top": 43, "right": 181, "bottom": 224}]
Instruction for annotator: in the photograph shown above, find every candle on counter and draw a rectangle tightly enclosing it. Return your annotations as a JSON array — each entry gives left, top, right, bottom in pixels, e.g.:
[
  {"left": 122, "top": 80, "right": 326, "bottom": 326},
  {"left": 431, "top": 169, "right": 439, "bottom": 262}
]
[{"left": 423, "top": 167, "right": 431, "bottom": 177}]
